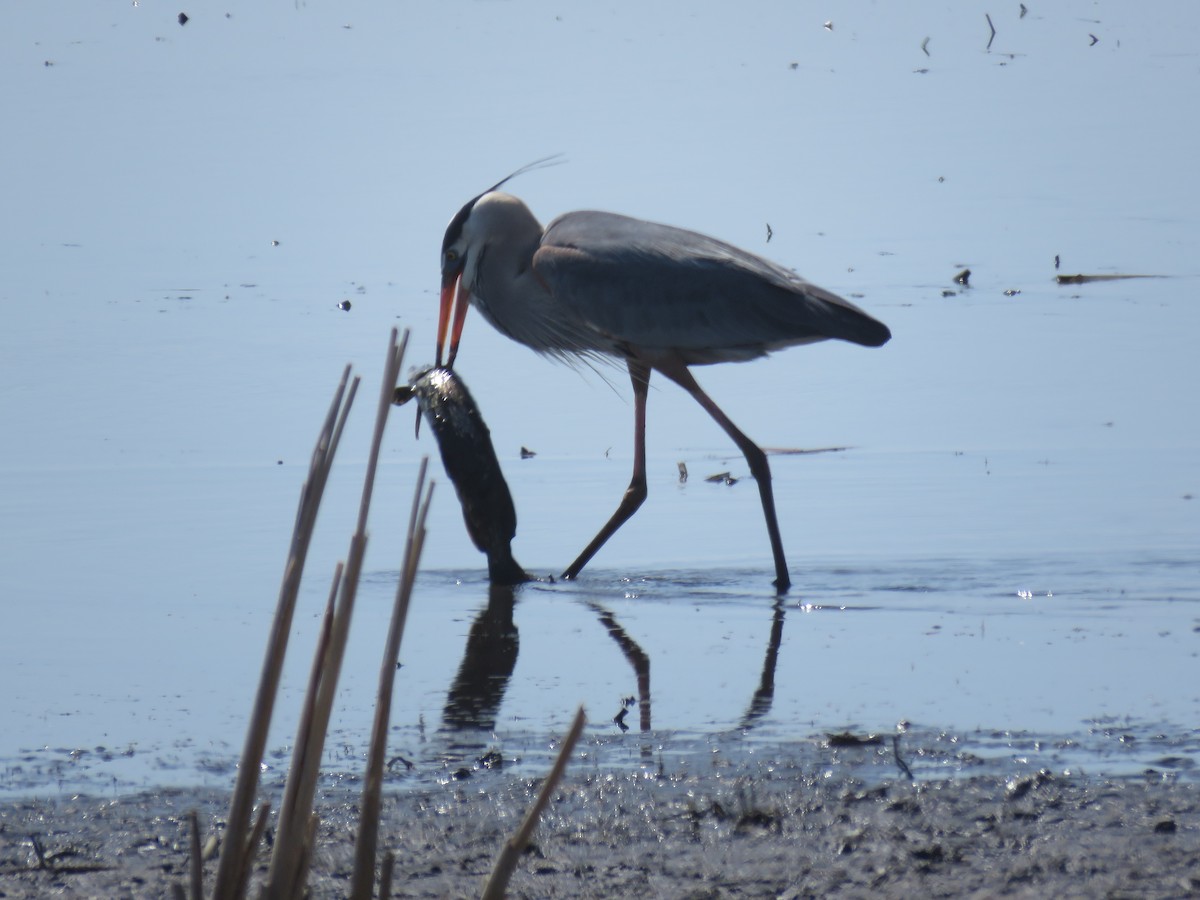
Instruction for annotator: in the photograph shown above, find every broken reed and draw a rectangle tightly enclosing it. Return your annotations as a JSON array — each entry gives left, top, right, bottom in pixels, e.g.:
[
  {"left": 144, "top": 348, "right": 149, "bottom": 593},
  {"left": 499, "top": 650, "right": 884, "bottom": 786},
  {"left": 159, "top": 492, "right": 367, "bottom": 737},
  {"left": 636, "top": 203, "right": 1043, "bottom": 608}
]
[
  {"left": 193, "top": 326, "right": 586, "bottom": 898},
  {"left": 481, "top": 705, "right": 587, "bottom": 900},
  {"left": 209, "top": 363, "right": 359, "bottom": 900},
  {"left": 264, "top": 329, "right": 410, "bottom": 899},
  {"left": 205, "top": 328, "right": 419, "bottom": 900}
]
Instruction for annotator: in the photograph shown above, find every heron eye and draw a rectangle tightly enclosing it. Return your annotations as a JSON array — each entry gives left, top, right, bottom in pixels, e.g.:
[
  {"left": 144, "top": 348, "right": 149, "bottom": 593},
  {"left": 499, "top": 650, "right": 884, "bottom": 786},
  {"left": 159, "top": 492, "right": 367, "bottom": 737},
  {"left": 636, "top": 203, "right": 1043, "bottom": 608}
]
[{"left": 445, "top": 249, "right": 459, "bottom": 264}]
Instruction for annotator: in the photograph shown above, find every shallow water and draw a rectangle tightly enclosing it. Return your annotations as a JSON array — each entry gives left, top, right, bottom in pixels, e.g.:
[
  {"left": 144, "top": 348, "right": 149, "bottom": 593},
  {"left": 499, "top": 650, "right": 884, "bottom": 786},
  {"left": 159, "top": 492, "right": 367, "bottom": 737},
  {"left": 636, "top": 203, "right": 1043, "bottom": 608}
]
[{"left": 2, "top": 1, "right": 1198, "bottom": 797}]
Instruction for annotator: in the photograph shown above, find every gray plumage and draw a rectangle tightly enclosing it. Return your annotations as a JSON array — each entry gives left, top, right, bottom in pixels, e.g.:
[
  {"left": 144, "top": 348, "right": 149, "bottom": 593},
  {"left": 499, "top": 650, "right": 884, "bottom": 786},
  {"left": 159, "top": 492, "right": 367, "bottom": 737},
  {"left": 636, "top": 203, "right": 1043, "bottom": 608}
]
[
  {"left": 445, "top": 192, "right": 889, "bottom": 367},
  {"left": 437, "top": 188, "right": 891, "bottom": 590}
]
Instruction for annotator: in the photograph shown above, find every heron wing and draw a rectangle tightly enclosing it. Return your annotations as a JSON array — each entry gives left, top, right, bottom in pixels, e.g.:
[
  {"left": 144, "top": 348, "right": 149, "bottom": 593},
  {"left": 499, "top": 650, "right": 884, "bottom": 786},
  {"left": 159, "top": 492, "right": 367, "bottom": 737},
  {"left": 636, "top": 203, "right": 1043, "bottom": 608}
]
[{"left": 533, "top": 211, "right": 890, "bottom": 364}]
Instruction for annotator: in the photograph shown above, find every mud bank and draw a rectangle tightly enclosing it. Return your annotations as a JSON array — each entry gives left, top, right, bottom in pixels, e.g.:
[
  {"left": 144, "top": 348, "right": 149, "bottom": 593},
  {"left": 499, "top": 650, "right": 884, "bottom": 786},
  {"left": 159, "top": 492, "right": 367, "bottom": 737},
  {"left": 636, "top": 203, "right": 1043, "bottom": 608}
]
[{"left": 2, "top": 764, "right": 1197, "bottom": 898}]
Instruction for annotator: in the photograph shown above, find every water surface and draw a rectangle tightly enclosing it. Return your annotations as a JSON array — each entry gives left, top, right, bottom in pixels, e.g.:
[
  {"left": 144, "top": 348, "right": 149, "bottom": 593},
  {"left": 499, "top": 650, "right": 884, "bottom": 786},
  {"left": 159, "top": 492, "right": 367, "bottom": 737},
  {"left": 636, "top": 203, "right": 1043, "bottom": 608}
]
[{"left": 2, "top": 1, "right": 1197, "bottom": 796}]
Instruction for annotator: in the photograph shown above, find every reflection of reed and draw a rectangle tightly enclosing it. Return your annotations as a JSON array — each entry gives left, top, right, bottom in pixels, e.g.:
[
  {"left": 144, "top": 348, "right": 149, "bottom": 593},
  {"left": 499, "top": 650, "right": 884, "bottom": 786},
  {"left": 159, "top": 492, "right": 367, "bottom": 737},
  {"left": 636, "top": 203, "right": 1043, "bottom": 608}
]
[
  {"left": 442, "top": 585, "right": 520, "bottom": 731},
  {"left": 740, "top": 599, "right": 786, "bottom": 730},
  {"left": 587, "top": 602, "right": 651, "bottom": 732}
]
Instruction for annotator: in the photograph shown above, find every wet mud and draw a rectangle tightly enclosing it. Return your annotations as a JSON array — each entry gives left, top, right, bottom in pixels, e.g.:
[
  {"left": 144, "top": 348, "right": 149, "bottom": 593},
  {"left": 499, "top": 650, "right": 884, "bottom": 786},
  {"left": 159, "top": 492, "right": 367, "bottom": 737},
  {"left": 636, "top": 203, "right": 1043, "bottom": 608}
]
[{"left": 2, "top": 766, "right": 1197, "bottom": 898}]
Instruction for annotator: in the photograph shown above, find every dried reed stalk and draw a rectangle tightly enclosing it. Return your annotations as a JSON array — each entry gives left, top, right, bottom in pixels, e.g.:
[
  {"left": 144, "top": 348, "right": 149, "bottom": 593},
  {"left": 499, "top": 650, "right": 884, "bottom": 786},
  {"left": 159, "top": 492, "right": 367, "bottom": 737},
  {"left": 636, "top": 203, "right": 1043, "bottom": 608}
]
[
  {"left": 188, "top": 810, "right": 202, "bottom": 900},
  {"left": 263, "top": 329, "right": 409, "bottom": 899},
  {"left": 263, "top": 566, "right": 340, "bottom": 897},
  {"left": 350, "top": 457, "right": 434, "bottom": 900},
  {"left": 481, "top": 707, "right": 587, "bottom": 900},
  {"left": 378, "top": 851, "right": 395, "bottom": 900},
  {"left": 235, "top": 802, "right": 272, "bottom": 899},
  {"left": 211, "top": 366, "right": 359, "bottom": 900}
]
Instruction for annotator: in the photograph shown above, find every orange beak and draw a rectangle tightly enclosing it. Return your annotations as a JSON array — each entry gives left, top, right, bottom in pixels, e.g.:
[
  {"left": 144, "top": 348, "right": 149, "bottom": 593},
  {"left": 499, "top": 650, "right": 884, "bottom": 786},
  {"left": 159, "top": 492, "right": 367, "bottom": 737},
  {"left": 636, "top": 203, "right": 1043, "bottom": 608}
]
[{"left": 436, "top": 272, "right": 472, "bottom": 369}]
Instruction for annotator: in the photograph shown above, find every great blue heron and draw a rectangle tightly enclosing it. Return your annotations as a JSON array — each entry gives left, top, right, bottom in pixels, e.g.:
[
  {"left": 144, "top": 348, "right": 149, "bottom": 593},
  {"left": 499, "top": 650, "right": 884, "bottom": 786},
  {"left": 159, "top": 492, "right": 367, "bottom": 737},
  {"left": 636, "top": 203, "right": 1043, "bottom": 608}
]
[{"left": 436, "top": 179, "right": 890, "bottom": 591}]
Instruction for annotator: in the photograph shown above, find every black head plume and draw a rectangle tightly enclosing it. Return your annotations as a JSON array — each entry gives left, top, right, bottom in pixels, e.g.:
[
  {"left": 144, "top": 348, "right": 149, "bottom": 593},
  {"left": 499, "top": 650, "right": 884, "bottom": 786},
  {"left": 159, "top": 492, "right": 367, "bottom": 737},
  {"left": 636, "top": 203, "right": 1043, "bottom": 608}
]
[{"left": 442, "top": 154, "right": 565, "bottom": 254}]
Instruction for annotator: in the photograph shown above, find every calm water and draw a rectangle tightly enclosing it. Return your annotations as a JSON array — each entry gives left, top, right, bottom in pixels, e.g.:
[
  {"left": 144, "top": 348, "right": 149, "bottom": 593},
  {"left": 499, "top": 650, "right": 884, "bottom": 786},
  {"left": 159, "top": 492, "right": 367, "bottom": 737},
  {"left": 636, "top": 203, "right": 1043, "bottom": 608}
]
[{"left": 2, "top": 2, "right": 1198, "bottom": 796}]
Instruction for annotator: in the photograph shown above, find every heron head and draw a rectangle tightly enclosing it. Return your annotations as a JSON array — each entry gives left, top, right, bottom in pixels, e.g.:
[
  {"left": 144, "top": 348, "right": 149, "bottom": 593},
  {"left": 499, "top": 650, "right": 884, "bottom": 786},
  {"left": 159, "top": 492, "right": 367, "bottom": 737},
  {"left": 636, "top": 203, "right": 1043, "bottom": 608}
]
[
  {"left": 438, "top": 191, "right": 543, "bottom": 368},
  {"left": 437, "top": 157, "right": 562, "bottom": 367},
  {"left": 437, "top": 193, "right": 479, "bottom": 368}
]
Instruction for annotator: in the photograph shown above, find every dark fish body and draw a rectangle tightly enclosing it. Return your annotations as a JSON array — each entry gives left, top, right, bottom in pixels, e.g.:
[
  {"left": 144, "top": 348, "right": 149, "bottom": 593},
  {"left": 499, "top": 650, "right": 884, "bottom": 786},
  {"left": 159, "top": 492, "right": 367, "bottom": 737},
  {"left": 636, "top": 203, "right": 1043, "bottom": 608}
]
[{"left": 395, "top": 367, "right": 528, "bottom": 585}]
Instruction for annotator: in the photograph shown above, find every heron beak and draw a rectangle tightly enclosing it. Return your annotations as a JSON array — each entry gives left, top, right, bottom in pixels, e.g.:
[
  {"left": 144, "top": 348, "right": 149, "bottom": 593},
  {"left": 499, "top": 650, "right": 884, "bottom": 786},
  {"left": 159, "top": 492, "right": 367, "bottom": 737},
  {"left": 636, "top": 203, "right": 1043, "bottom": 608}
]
[{"left": 436, "top": 272, "right": 471, "bottom": 369}]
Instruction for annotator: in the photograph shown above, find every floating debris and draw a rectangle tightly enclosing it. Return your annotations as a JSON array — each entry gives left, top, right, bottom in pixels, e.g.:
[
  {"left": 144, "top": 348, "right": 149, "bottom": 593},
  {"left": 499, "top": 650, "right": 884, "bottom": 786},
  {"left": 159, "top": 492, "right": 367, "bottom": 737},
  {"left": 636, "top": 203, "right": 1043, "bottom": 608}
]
[
  {"left": 178, "top": 12, "right": 188, "bottom": 25},
  {"left": 337, "top": 300, "right": 351, "bottom": 311},
  {"left": 520, "top": 446, "right": 536, "bottom": 459},
  {"left": 765, "top": 446, "right": 849, "bottom": 456},
  {"left": 1003, "top": 288, "right": 1022, "bottom": 296},
  {"left": 1056, "top": 273, "right": 1163, "bottom": 285},
  {"left": 954, "top": 268, "right": 971, "bottom": 286},
  {"left": 705, "top": 472, "right": 738, "bottom": 486},
  {"left": 677, "top": 461, "right": 688, "bottom": 483},
  {"left": 477, "top": 749, "right": 504, "bottom": 770},
  {"left": 613, "top": 697, "right": 636, "bottom": 732},
  {"left": 827, "top": 731, "right": 883, "bottom": 748}
]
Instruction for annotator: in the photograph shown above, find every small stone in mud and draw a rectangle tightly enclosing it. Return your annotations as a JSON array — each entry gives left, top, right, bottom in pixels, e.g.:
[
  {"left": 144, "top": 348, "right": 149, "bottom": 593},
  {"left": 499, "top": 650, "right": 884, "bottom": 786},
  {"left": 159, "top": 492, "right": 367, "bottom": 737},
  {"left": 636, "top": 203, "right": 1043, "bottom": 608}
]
[
  {"left": 1005, "top": 769, "right": 1053, "bottom": 800},
  {"left": 337, "top": 300, "right": 352, "bottom": 311},
  {"left": 954, "top": 268, "right": 971, "bottom": 286},
  {"left": 520, "top": 446, "right": 536, "bottom": 459},
  {"left": 178, "top": 12, "right": 188, "bottom": 25},
  {"left": 477, "top": 749, "right": 504, "bottom": 770}
]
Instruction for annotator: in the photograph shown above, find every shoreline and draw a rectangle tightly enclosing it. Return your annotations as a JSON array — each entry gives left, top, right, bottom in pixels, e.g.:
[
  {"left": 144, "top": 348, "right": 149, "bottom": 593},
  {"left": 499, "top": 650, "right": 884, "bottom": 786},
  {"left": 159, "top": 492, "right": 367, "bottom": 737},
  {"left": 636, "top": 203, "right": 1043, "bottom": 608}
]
[{"left": 2, "top": 765, "right": 1197, "bottom": 898}]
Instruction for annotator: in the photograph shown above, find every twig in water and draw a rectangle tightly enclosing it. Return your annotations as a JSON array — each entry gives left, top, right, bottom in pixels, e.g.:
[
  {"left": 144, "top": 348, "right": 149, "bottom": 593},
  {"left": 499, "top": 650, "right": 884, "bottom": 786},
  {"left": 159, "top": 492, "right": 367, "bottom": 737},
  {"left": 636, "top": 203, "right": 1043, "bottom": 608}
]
[
  {"left": 893, "top": 734, "right": 914, "bottom": 780},
  {"left": 986, "top": 13, "right": 996, "bottom": 50}
]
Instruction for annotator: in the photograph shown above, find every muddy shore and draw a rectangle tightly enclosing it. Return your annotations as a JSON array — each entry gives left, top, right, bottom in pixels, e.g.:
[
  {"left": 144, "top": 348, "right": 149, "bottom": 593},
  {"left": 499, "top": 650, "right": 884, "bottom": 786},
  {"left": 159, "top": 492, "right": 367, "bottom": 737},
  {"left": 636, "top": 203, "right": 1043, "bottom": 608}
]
[{"left": 2, "top": 763, "right": 1197, "bottom": 899}]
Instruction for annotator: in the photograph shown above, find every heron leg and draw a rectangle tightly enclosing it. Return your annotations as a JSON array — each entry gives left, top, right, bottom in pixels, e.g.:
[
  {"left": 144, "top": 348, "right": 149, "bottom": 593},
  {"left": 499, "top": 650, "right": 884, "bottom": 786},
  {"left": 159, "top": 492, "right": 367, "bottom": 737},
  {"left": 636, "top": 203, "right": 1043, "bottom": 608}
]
[
  {"left": 562, "top": 360, "right": 650, "bottom": 580},
  {"left": 659, "top": 362, "right": 791, "bottom": 592}
]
